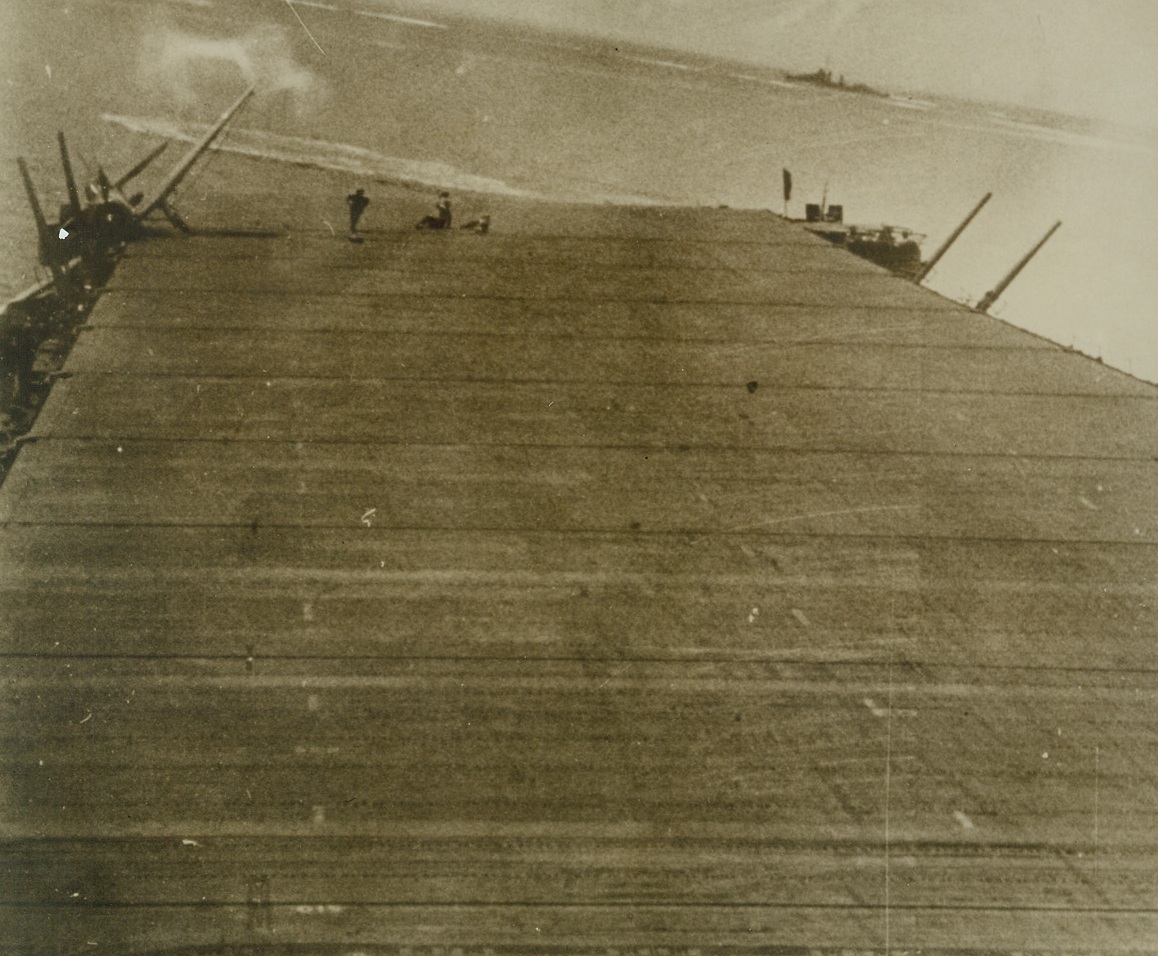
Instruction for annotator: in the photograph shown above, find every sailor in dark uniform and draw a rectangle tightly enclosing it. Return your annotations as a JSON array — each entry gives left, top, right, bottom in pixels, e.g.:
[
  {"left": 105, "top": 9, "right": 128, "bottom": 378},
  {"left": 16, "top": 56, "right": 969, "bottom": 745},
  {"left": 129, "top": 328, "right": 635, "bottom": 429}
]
[{"left": 346, "top": 188, "right": 370, "bottom": 235}]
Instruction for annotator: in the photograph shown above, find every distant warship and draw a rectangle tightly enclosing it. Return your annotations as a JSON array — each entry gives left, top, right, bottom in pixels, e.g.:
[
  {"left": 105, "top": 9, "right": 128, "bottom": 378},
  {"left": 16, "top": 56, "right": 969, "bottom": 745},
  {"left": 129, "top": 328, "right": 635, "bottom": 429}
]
[{"left": 785, "top": 67, "right": 887, "bottom": 97}]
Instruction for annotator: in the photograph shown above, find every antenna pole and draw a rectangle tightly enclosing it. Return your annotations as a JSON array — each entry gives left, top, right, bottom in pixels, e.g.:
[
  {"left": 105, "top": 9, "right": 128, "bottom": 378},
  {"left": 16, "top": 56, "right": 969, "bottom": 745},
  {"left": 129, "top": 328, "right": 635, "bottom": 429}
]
[
  {"left": 976, "top": 220, "right": 1062, "bottom": 314},
  {"left": 914, "top": 192, "right": 992, "bottom": 284}
]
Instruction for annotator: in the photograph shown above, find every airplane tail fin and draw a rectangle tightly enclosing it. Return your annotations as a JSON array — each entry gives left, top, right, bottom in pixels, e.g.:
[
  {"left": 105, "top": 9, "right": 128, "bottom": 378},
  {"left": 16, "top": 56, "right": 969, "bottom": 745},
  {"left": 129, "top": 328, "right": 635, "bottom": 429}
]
[
  {"left": 57, "top": 132, "right": 82, "bottom": 218},
  {"left": 17, "top": 158, "right": 67, "bottom": 289}
]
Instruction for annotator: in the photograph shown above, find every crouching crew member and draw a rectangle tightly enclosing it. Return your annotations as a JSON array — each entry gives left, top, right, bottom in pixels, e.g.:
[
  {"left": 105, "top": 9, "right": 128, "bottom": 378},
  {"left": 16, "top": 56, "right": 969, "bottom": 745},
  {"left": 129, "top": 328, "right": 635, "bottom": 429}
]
[{"left": 417, "top": 191, "right": 452, "bottom": 229}]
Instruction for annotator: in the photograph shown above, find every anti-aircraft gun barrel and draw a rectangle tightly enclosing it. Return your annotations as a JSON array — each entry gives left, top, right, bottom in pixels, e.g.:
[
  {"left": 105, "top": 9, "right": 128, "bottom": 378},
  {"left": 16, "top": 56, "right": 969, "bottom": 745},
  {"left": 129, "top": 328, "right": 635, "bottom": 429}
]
[
  {"left": 976, "top": 220, "right": 1062, "bottom": 314},
  {"left": 914, "top": 192, "right": 992, "bottom": 284}
]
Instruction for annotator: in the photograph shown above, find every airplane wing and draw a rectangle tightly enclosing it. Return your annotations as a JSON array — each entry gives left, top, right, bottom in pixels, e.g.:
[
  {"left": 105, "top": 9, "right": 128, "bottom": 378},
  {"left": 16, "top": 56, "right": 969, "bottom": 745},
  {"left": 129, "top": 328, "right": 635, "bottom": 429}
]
[{"left": 134, "top": 86, "right": 255, "bottom": 223}]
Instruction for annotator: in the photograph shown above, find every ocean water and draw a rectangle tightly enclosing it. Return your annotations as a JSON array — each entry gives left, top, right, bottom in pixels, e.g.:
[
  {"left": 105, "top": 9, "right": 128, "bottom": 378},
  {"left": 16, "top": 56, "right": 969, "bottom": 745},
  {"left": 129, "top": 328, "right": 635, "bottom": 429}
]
[{"left": 3, "top": 0, "right": 1157, "bottom": 381}]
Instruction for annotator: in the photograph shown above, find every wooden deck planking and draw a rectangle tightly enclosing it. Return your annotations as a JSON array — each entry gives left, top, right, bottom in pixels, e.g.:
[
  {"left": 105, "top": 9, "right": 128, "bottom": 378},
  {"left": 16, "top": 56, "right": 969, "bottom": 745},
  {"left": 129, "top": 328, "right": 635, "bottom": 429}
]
[
  {"left": 91, "top": 289, "right": 1049, "bottom": 360},
  {"left": 3, "top": 528, "right": 1154, "bottom": 668},
  {"left": 64, "top": 327, "right": 1153, "bottom": 396},
  {"left": 28, "top": 373, "right": 1158, "bottom": 459},
  {"left": 2, "top": 183, "right": 1158, "bottom": 953}
]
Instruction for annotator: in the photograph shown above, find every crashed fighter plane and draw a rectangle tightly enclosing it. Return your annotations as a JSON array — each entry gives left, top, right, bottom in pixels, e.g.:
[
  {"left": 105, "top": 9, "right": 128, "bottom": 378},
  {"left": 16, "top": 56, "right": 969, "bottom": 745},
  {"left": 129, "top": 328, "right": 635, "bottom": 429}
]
[{"left": 5, "top": 85, "right": 254, "bottom": 313}]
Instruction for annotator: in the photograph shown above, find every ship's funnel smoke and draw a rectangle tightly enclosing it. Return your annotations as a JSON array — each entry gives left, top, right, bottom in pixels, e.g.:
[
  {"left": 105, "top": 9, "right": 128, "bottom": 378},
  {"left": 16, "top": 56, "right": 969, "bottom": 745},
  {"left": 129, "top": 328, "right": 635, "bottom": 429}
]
[{"left": 139, "top": 24, "right": 326, "bottom": 114}]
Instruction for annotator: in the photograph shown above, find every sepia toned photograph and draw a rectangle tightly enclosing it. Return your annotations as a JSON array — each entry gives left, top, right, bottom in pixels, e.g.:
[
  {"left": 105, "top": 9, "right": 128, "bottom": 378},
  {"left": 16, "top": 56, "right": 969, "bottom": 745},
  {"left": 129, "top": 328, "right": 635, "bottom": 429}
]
[{"left": 2, "top": 1, "right": 1157, "bottom": 953}]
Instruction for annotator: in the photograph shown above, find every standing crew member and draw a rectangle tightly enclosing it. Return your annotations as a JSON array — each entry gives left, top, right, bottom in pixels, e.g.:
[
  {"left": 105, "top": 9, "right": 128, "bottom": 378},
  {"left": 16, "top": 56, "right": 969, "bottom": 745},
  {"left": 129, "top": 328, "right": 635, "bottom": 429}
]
[{"left": 346, "top": 188, "right": 370, "bottom": 235}]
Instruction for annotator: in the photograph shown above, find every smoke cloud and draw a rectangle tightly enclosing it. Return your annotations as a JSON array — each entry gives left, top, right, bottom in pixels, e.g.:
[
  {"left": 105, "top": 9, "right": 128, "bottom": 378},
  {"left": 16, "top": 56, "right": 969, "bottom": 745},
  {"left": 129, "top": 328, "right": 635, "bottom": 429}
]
[{"left": 138, "top": 23, "right": 327, "bottom": 114}]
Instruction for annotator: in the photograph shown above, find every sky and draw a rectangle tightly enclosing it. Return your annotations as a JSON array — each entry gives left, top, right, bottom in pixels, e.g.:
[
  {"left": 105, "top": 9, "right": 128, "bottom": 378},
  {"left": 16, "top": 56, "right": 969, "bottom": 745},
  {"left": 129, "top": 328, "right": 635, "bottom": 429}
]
[{"left": 409, "top": 0, "right": 1158, "bottom": 129}]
